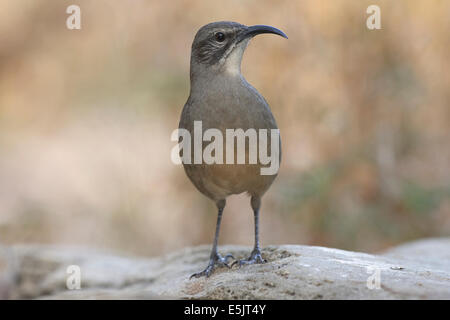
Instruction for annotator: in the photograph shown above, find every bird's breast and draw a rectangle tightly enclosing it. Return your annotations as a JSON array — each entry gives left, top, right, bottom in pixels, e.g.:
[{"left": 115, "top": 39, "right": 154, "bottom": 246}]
[
  {"left": 179, "top": 78, "right": 280, "bottom": 199},
  {"left": 186, "top": 78, "right": 277, "bottom": 130}
]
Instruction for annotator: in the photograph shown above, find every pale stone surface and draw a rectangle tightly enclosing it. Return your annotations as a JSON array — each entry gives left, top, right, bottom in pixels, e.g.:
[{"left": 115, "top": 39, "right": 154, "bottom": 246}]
[{"left": 1, "top": 238, "right": 449, "bottom": 299}]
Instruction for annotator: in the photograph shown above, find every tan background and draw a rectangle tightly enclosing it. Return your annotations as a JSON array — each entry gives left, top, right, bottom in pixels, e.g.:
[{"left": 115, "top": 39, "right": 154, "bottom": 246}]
[{"left": 0, "top": 0, "right": 449, "bottom": 256}]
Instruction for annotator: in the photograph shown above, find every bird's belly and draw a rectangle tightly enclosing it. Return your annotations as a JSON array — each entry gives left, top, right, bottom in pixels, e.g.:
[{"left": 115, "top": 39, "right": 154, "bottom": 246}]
[
  {"left": 183, "top": 163, "right": 276, "bottom": 200},
  {"left": 179, "top": 84, "right": 280, "bottom": 200}
]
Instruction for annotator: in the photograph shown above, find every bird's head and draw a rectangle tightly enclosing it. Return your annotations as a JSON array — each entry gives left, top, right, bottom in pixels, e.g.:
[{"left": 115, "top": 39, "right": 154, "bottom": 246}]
[{"left": 190, "top": 21, "right": 287, "bottom": 78}]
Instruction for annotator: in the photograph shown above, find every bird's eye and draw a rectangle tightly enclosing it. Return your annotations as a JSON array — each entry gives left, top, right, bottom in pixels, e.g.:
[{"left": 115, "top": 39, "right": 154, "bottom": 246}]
[{"left": 214, "top": 32, "right": 225, "bottom": 42}]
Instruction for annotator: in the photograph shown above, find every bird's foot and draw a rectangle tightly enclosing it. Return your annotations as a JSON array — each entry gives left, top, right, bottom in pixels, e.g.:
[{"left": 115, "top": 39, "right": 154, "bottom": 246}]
[
  {"left": 190, "top": 252, "right": 234, "bottom": 279},
  {"left": 231, "top": 248, "right": 267, "bottom": 268}
]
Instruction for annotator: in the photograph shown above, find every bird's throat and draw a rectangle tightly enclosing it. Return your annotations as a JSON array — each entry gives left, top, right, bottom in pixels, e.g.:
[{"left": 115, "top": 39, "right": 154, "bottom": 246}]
[{"left": 221, "top": 39, "right": 250, "bottom": 77}]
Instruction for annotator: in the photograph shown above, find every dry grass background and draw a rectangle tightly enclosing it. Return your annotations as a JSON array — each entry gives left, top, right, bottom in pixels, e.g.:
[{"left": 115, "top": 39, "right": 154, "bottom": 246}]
[{"left": 0, "top": 0, "right": 449, "bottom": 256}]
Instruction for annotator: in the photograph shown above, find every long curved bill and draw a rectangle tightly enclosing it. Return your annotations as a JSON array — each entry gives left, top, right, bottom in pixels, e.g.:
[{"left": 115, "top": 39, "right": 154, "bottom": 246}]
[{"left": 238, "top": 25, "right": 288, "bottom": 43}]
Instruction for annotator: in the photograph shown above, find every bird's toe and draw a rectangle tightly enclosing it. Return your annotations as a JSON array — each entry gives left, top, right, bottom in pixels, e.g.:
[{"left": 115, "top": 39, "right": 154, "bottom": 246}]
[
  {"left": 232, "top": 249, "right": 267, "bottom": 268},
  {"left": 189, "top": 252, "right": 235, "bottom": 279}
]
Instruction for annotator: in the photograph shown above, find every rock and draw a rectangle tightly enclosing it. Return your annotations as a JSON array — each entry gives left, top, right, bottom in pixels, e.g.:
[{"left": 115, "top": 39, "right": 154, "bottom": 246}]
[{"left": 1, "top": 238, "right": 449, "bottom": 299}]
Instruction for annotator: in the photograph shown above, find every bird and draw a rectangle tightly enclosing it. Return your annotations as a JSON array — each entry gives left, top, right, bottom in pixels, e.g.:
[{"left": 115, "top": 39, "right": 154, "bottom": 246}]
[{"left": 178, "top": 21, "right": 287, "bottom": 278}]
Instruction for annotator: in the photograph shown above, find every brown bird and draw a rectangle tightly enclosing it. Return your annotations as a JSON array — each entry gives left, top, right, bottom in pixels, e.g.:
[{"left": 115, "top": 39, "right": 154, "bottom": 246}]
[{"left": 178, "top": 21, "right": 287, "bottom": 278}]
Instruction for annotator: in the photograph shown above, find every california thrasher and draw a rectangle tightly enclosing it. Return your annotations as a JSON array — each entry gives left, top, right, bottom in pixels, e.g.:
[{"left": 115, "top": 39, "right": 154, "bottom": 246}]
[{"left": 178, "top": 21, "right": 287, "bottom": 278}]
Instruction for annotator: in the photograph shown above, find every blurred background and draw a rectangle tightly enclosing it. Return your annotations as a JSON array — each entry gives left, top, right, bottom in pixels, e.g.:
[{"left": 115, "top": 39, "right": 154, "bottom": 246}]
[{"left": 0, "top": 0, "right": 449, "bottom": 257}]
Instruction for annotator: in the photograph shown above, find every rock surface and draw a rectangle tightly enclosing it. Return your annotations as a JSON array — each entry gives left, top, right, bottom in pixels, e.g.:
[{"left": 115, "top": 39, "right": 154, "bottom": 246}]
[{"left": 1, "top": 238, "right": 449, "bottom": 299}]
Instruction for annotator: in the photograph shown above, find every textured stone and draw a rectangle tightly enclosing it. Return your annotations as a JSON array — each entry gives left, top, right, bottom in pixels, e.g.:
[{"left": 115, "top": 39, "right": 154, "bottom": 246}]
[{"left": 1, "top": 238, "right": 449, "bottom": 299}]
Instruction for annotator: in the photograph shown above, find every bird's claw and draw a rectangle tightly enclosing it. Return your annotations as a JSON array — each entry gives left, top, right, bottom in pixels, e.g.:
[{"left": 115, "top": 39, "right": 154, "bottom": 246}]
[
  {"left": 231, "top": 249, "right": 267, "bottom": 268},
  {"left": 190, "top": 253, "right": 234, "bottom": 279}
]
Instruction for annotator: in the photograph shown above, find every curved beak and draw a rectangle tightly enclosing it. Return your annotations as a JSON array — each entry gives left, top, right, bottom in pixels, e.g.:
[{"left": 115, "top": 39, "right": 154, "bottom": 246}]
[{"left": 237, "top": 25, "right": 288, "bottom": 43}]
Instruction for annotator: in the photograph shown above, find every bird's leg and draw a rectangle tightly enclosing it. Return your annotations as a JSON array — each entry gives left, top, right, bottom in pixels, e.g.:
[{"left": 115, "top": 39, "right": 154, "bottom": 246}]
[
  {"left": 232, "top": 196, "right": 267, "bottom": 268},
  {"left": 190, "top": 200, "right": 234, "bottom": 279}
]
